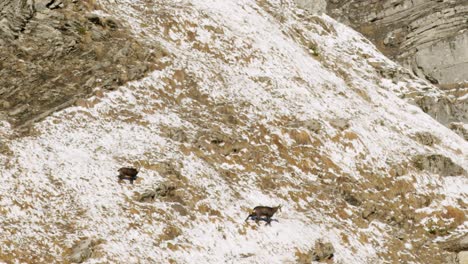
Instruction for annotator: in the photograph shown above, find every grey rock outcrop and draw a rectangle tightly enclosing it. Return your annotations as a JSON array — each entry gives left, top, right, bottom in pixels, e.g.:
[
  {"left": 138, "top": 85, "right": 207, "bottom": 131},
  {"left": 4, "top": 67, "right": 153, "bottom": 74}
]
[
  {"left": 326, "top": 0, "right": 468, "bottom": 86},
  {"left": 413, "top": 131, "right": 439, "bottom": 146},
  {"left": 136, "top": 182, "right": 177, "bottom": 202},
  {"left": 443, "top": 234, "right": 468, "bottom": 253},
  {"left": 69, "top": 238, "right": 96, "bottom": 263},
  {"left": 294, "top": 0, "right": 327, "bottom": 14},
  {"left": 413, "top": 154, "right": 466, "bottom": 177},
  {"left": 442, "top": 235, "right": 468, "bottom": 264},
  {"left": 311, "top": 240, "right": 335, "bottom": 261},
  {"left": 450, "top": 123, "right": 468, "bottom": 141},
  {"left": 413, "top": 94, "right": 466, "bottom": 125}
]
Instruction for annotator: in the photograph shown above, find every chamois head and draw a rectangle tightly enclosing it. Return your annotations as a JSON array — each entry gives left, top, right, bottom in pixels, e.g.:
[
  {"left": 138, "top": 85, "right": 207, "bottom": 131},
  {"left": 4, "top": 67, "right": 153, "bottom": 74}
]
[{"left": 276, "top": 204, "right": 282, "bottom": 212}]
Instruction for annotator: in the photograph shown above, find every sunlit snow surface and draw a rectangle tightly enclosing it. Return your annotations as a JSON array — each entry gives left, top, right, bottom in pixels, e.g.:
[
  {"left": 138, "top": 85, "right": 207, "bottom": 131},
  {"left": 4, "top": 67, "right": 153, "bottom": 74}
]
[{"left": 0, "top": 0, "right": 466, "bottom": 263}]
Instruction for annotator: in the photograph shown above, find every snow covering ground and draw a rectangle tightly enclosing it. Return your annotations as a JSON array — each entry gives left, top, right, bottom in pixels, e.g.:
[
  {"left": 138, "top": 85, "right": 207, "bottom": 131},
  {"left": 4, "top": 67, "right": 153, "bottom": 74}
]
[{"left": 0, "top": 0, "right": 466, "bottom": 263}]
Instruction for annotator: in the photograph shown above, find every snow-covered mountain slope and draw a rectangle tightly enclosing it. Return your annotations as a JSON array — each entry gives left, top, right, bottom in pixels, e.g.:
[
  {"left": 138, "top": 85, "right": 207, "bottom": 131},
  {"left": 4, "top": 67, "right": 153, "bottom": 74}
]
[{"left": 0, "top": 0, "right": 466, "bottom": 263}]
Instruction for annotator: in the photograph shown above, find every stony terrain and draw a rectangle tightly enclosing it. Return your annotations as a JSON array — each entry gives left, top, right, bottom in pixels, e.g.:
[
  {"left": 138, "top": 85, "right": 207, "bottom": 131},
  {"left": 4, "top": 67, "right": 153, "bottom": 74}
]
[
  {"left": 0, "top": 0, "right": 467, "bottom": 263},
  {"left": 0, "top": 0, "right": 159, "bottom": 126}
]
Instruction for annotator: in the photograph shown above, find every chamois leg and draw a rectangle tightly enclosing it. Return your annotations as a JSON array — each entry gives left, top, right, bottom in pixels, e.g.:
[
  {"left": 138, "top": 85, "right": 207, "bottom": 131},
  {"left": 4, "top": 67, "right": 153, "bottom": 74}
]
[
  {"left": 245, "top": 214, "right": 254, "bottom": 222},
  {"left": 254, "top": 214, "right": 260, "bottom": 224}
]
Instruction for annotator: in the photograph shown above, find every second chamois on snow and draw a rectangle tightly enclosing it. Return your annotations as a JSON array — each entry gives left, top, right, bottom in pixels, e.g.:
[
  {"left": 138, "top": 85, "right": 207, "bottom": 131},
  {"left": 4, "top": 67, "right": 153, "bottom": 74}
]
[{"left": 117, "top": 167, "right": 139, "bottom": 184}]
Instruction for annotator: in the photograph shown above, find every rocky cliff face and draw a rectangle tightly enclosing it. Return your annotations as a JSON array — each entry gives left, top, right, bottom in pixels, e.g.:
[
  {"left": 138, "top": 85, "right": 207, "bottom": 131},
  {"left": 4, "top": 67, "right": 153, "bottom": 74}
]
[
  {"left": 323, "top": 0, "right": 468, "bottom": 138},
  {"left": 326, "top": 0, "right": 468, "bottom": 86},
  {"left": 0, "top": 0, "right": 467, "bottom": 263}
]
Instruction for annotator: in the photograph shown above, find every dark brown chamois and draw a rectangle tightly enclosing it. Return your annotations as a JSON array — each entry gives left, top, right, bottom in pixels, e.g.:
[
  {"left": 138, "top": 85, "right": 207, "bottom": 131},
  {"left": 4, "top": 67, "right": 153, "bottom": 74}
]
[
  {"left": 117, "top": 167, "right": 139, "bottom": 184},
  {"left": 245, "top": 205, "right": 281, "bottom": 225}
]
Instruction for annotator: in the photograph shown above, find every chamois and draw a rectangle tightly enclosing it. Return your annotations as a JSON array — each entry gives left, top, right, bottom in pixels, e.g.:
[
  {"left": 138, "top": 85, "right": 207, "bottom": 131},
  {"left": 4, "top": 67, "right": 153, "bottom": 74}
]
[
  {"left": 245, "top": 205, "right": 281, "bottom": 225},
  {"left": 117, "top": 167, "right": 139, "bottom": 184}
]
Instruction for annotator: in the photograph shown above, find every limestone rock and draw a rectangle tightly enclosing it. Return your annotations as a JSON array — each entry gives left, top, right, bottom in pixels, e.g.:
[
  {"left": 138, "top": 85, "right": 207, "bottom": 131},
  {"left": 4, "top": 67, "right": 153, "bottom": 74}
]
[
  {"left": 69, "top": 238, "right": 95, "bottom": 263},
  {"left": 303, "top": 119, "right": 323, "bottom": 133},
  {"left": 450, "top": 122, "right": 468, "bottom": 141},
  {"left": 443, "top": 234, "right": 468, "bottom": 253},
  {"left": 413, "top": 154, "right": 466, "bottom": 177},
  {"left": 344, "top": 193, "right": 361, "bottom": 206},
  {"left": 459, "top": 251, "right": 468, "bottom": 264},
  {"left": 136, "top": 182, "right": 176, "bottom": 202},
  {"left": 311, "top": 240, "right": 335, "bottom": 261},
  {"left": 413, "top": 131, "right": 439, "bottom": 146},
  {"left": 330, "top": 118, "right": 350, "bottom": 130},
  {"left": 294, "top": 0, "right": 327, "bottom": 14},
  {"left": 326, "top": 0, "right": 468, "bottom": 86},
  {"left": 414, "top": 95, "right": 464, "bottom": 125}
]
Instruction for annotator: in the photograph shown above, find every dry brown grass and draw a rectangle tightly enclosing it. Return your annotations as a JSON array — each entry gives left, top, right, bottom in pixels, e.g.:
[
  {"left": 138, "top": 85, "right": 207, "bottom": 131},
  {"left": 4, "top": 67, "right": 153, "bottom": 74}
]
[
  {"left": 295, "top": 248, "right": 312, "bottom": 264},
  {"left": 341, "top": 233, "right": 350, "bottom": 245},
  {"left": 289, "top": 129, "right": 313, "bottom": 145},
  {"left": 83, "top": 0, "right": 100, "bottom": 10},
  {"left": 162, "top": 225, "right": 182, "bottom": 241},
  {"left": 442, "top": 206, "right": 466, "bottom": 228},
  {"left": 197, "top": 204, "right": 222, "bottom": 217}
]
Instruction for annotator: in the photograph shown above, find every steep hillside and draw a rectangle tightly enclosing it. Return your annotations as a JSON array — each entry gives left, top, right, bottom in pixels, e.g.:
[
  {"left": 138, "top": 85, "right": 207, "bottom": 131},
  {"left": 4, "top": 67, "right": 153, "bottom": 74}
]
[
  {"left": 0, "top": 0, "right": 467, "bottom": 263},
  {"left": 0, "top": 0, "right": 157, "bottom": 126}
]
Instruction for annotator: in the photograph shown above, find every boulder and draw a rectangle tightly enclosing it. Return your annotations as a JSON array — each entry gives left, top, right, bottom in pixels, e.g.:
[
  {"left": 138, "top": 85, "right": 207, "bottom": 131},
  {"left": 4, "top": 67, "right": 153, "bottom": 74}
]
[
  {"left": 413, "top": 132, "right": 439, "bottom": 146},
  {"left": 459, "top": 251, "right": 468, "bottom": 264},
  {"left": 329, "top": 118, "right": 350, "bottom": 130},
  {"left": 69, "top": 238, "right": 95, "bottom": 263},
  {"left": 311, "top": 240, "right": 335, "bottom": 261},
  {"left": 443, "top": 234, "right": 468, "bottom": 253},
  {"left": 136, "top": 182, "right": 176, "bottom": 202},
  {"left": 413, "top": 154, "right": 466, "bottom": 177},
  {"left": 450, "top": 122, "right": 468, "bottom": 141}
]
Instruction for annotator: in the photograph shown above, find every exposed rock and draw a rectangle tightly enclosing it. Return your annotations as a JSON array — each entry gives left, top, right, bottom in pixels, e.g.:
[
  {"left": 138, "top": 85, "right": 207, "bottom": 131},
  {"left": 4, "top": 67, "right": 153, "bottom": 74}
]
[
  {"left": 304, "top": 119, "right": 322, "bottom": 133},
  {"left": 413, "top": 154, "right": 466, "bottom": 177},
  {"left": 362, "top": 205, "right": 376, "bottom": 220},
  {"left": 443, "top": 234, "right": 468, "bottom": 253},
  {"left": 136, "top": 182, "right": 177, "bottom": 202},
  {"left": 294, "top": 0, "right": 327, "bottom": 14},
  {"left": 413, "top": 131, "right": 439, "bottom": 146},
  {"left": 311, "top": 240, "right": 335, "bottom": 261},
  {"left": 444, "top": 253, "right": 459, "bottom": 264},
  {"left": 441, "top": 235, "right": 468, "bottom": 264},
  {"left": 326, "top": 0, "right": 468, "bottom": 86},
  {"left": 69, "top": 238, "right": 96, "bottom": 263},
  {"left": 343, "top": 191, "right": 362, "bottom": 206},
  {"left": 459, "top": 251, "right": 468, "bottom": 264},
  {"left": 171, "top": 204, "right": 189, "bottom": 216},
  {"left": 414, "top": 95, "right": 466, "bottom": 126},
  {"left": 329, "top": 118, "right": 350, "bottom": 130},
  {"left": 450, "top": 123, "right": 468, "bottom": 141}
]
